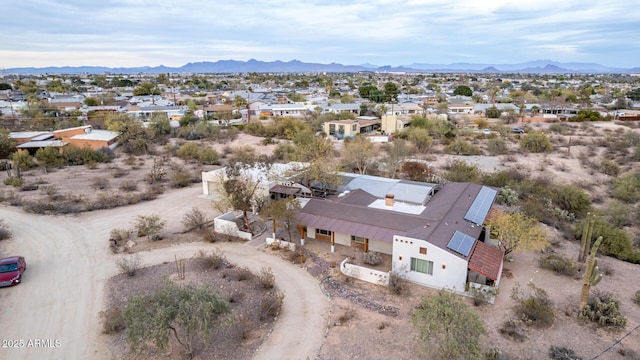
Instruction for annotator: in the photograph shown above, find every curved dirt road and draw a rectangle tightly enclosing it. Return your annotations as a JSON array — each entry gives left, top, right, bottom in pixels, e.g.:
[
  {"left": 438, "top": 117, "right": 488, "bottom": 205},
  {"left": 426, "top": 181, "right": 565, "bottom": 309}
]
[{"left": 0, "top": 186, "right": 329, "bottom": 359}]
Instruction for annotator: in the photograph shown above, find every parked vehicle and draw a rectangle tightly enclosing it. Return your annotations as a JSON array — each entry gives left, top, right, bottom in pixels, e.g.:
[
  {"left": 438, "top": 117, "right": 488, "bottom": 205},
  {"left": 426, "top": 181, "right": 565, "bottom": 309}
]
[
  {"left": 482, "top": 128, "right": 491, "bottom": 135},
  {"left": 513, "top": 127, "right": 525, "bottom": 134},
  {"left": 0, "top": 256, "right": 26, "bottom": 287}
]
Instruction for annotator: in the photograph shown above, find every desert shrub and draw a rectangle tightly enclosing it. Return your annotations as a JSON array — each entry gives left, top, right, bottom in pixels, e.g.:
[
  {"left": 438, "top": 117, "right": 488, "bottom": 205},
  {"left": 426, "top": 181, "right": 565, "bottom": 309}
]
[
  {"left": 3, "top": 176, "right": 22, "bottom": 187},
  {"left": 260, "top": 291, "right": 284, "bottom": 320},
  {"left": 197, "top": 249, "right": 226, "bottom": 270},
  {"left": 634, "top": 290, "right": 640, "bottom": 306},
  {"left": 604, "top": 200, "right": 636, "bottom": 227},
  {"left": 62, "top": 145, "right": 108, "bottom": 165},
  {"left": 170, "top": 168, "right": 192, "bottom": 188},
  {"left": 198, "top": 147, "right": 220, "bottom": 165},
  {"left": 389, "top": 270, "right": 409, "bottom": 295},
  {"left": 579, "top": 291, "right": 627, "bottom": 329},
  {"left": 600, "top": 159, "right": 620, "bottom": 177},
  {"left": 550, "top": 184, "right": 591, "bottom": 219},
  {"left": 288, "top": 248, "right": 307, "bottom": 264},
  {"left": 444, "top": 139, "right": 481, "bottom": 155},
  {"left": 511, "top": 283, "right": 554, "bottom": 328},
  {"left": 182, "top": 207, "right": 208, "bottom": 231},
  {"left": 402, "top": 161, "right": 437, "bottom": 182},
  {"left": 116, "top": 254, "right": 142, "bottom": 277},
  {"left": 337, "top": 307, "right": 356, "bottom": 324},
  {"left": 496, "top": 186, "right": 519, "bottom": 206},
  {"left": 487, "top": 138, "right": 508, "bottom": 155},
  {"left": 99, "top": 306, "right": 126, "bottom": 334},
  {"left": 0, "top": 220, "right": 12, "bottom": 240},
  {"left": 548, "top": 345, "right": 582, "bottom": 360},
  {"left": 258, "top": 266, "right": 275, "bottom": 289},
  {"left": 362, "top": 251, "right": 382, "bottom": 266},
  {"left": 520, "top": 131, "right": 552, "bottom": 153},
  {"left": 112, "top": 167, "right": 129, "bottom": 178},
  {"left": 92, "top": 177, "right": 109, "bottom": 190},
  {"left": 574, "top": 215, "right": 640, "bottom": 263},
  {"left": 612, "top": 172, "right": 640, "bottom": 203},
  {"left": 538, "top": 254, "right": 579, "bottom": 277},
  {"left": 202, "top": 229, "right": 217, "bottom": 243},
  {"left": 236, "top": 266, "right": 252, "bottom": 281},
  {"left": 444, "top": 159, "right": 482, "bottom": 183},
  {"left": 499, "top": 319, "right": 527, "bottom": 342},
  {"left": 109, "top": 228, "right": 130, "bottom": 253},
  {"left": 133, "top": 214, "right": 166, "bottom": 240},
  {"left": 119, "top": 180, "right": 138, "bottom": 192}
]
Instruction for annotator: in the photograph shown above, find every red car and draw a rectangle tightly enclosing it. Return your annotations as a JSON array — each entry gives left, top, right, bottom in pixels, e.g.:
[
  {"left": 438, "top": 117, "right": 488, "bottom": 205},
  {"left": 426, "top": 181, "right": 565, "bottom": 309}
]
[{"left": 0, "top": 256, "right": 26, "bottom": 287}]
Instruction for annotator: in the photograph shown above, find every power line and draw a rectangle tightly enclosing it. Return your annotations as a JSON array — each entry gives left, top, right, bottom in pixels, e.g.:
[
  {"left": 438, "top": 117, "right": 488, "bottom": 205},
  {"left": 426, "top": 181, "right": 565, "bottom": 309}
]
[{"left": 591, "top": 322, "right": 640, "bottom": 359}]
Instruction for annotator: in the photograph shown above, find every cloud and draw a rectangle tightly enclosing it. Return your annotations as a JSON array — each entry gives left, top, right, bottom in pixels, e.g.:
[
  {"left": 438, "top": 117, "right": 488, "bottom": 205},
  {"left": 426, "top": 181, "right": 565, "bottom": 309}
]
[{"left": 1, "top": 0, "right": 639, "bottom": 68}]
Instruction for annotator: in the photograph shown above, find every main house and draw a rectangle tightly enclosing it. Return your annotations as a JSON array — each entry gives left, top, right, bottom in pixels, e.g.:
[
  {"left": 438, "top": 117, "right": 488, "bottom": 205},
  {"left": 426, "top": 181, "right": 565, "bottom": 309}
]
[{"left": 292, "top": 173, "right": 503, "bottom": 293}]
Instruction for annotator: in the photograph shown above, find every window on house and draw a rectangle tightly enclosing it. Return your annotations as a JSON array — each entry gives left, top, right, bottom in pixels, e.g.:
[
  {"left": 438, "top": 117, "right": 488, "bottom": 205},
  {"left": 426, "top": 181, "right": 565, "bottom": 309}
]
[
  {"left": 338, "top": 125, "right": 345, "bottom": 134},
  {"left": 329, "top": 124, "right": 336, "bottom": 134},
  {"left": 419, "top": 247, "right": 427, "bottom": 255},
  {"left": 352, "top": 124, "right": 357, "bottom": 132},
  {"left": 411, "top": 258, "right": 433, "bottom": 275},
  {"left": 315, "top": 229, "right": 332, "bottom": 236},
  {"left": 351, "top": 235, "right": 365, "bottom": 244}
]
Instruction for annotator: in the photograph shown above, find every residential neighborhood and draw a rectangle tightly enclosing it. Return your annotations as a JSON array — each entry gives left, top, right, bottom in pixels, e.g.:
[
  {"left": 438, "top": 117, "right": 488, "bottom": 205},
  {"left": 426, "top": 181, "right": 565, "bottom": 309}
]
[{"left": 0, "top": 68, "right": 639, "bottom": 360}]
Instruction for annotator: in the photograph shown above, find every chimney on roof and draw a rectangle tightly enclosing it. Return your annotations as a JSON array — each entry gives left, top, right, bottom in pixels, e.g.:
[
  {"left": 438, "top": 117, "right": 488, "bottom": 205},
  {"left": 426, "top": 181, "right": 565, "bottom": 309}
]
[{"left": 385, "top": 194, "right": 395, "bottom": 207}]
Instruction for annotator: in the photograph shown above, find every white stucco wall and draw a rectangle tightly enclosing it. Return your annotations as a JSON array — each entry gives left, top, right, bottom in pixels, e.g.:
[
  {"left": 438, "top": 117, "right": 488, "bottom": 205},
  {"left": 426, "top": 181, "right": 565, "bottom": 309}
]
[
  {"left": 333, "top": 232, "right": 351, "bottom": 246},
  {"left": 392, "top": 235, "right": 468, "bottom": 293},
  {"left": 340, "top": 258, "right": 389, "bottom": 286},
  {"left": 368, "top": 239, "right": 392, "bottom": 255}
]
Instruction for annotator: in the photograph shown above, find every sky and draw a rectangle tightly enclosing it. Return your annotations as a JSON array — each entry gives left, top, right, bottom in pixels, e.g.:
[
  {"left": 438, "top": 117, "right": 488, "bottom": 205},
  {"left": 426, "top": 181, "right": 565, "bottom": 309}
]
[{"left": 1, "top": 0, "right": 639, "bottom": 69}]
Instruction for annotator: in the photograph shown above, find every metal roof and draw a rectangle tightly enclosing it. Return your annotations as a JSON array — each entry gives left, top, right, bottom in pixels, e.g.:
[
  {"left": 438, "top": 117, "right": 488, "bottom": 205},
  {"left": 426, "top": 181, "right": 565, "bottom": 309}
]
[{"left": 468, "top": 241, "right": 504, "bottom": 281}]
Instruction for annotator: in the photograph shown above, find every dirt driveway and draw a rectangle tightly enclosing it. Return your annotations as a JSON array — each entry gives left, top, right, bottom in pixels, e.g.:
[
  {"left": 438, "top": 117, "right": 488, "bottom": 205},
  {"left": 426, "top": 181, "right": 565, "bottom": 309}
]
[{"left": 0, "top": 185, "right": 330, "bottom": 360}]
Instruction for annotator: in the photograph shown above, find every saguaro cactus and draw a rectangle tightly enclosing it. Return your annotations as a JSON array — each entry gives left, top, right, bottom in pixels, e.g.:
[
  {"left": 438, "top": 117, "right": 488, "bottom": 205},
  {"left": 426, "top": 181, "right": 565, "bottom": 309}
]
[
  {"left": 579, "top": 213, "right": 596, "bottom": 263},
  {"left": 579, "top": 236, "right": 603, "bottom": 311}
]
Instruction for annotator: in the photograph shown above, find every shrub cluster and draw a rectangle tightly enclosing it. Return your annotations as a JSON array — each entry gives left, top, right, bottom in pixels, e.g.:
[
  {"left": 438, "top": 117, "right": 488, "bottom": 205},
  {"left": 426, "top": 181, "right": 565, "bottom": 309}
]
[{"left": 538, "top": 254, "right": 579, "bottom": 277}]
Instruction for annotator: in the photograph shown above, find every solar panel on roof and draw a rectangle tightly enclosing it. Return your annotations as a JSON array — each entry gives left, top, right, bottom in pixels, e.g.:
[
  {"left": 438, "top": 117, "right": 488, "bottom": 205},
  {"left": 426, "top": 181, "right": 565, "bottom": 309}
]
[
  {"left": 447, "top": 231, "right": 476, "bottom": 257},
  {"left": 464, "top": 186, "right": 497, "bottom": 225}
]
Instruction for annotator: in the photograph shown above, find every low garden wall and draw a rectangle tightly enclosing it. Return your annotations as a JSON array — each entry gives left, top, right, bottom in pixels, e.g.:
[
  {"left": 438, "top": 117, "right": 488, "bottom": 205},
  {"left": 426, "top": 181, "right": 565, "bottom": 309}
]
[{"left": 340, "top": 258, "right": 390, "bottom": 286}]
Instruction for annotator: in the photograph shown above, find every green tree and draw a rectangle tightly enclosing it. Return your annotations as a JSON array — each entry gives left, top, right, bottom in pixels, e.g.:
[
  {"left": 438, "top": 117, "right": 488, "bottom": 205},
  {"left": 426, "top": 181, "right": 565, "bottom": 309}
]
[
  {"left": 84, "top": 97, "right": 100, "bottom": 106},
  {"left": 380, "top": 139, "right": 410, "bottom": 178},
  {"left": 406, "top": 127, "right": 433, "bottom": 153},
  {"left": 35, "top": 147, "right": 64, "bottom": 172},
  {"left": 124, "top": 279, "right": 230, "bottom": 359},
  {"left": 342, "top": 136, "right": 378, "bottom": 174},
  {"left": 213, "top": 163, "right": 263, "bottom": 235},
  {"left": 520, "top": 131, "right": 552, "bottom": 153},
  {"left": 0, "top": 83, "right": 12, "bottom": 90},
  {"left": 569, "top": 109, "right": 602, "bottom": 122},
  {"left": 486, "top": 211, "right": 548, "bottom": 255},
  {"left": 261, "top": 196, "right": 301, "bottom": 242},
  {"left": 10, "top": 151, "right": 33, "bottom": 180},
  {"left": 486, "top": 106, "right": 501, "bottom": 118},
  {"left": 0, "top": 129, "right": 17, "bottom": 158},
  {"left": 292, "top": 130, "right": 334, "bottom": 162},
  {"left": 453, "top": 85, "right": 473, "bottom": 96},
  {"left": 133, "top": 82, "right": 161, "bottom": 96},
  {"left": 413, "top": 291, "right": 485, "bottom": 359},
  {"left": 383, "top": 82, "right": 400, "bottom": 103}
]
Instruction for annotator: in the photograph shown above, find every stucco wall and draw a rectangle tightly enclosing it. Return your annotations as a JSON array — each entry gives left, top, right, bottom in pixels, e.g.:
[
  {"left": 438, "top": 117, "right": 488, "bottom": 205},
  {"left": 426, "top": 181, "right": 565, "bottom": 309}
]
[
  {"left": 333, "top": 232, "right": 351, "bottom": 246},
  {"left": 340, "top": 258, "right": 389, "bottom": 286},
  {"left": 392, "top": 235, "right": 468, "bottom": 293},
  {"left": 213, "top": 212, "right": 252, "bottom": 241}
]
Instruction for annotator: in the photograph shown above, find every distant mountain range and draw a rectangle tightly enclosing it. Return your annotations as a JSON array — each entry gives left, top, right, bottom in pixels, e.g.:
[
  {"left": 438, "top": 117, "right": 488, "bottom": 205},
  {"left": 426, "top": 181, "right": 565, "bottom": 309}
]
[{"left": 5, "top": 59, "right": 640, "bottom": 75}]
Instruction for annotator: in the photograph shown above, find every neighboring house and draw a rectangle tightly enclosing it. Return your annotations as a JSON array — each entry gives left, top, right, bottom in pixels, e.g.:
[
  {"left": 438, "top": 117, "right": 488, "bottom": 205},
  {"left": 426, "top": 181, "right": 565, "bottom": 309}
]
[
  {"left": 319, "top": 103, "right": 360, "bottom": 115},
  {"left": 323, "top": 118, "right": 380, "bottom": 138},
  {"left": 127, "top": 105, "right": 186, "bottom": 121},
  {"left": 202, "top": 104, "right": 234, "bottom": 119},
  {"left": 53, "top": 125, "right": 119, "bottom": 150},
  {"left": 270, "top": 104, "right": 309, "bottom": 117},
  {"left": 201, "top": 162, "right": 311, "bottom": 203},
  {"left": 380, "top": 114, "right": 412, "bottom": 134}
]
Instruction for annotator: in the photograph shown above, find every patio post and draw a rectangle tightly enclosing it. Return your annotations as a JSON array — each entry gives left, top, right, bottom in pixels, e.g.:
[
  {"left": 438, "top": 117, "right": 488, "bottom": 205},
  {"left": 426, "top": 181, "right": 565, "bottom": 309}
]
[{"left": 331, "top": 232, "right": 335, "bottom": 253}]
